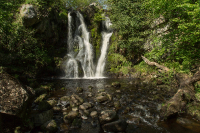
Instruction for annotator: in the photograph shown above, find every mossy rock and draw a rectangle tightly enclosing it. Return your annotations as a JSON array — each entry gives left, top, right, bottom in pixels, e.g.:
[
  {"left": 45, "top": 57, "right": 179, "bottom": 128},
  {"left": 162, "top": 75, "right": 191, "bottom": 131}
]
[
  {"left": 111, "top": 82, "right": 121, "bottom": 88},
  {"left": 47, "top": 99, "right": 57, "bottom": 107},
  {"left": 34, "top": 88, "right": 47, "bottom": 96},
  {"left": 38, "top": 101, "right": 52, "bottom": 111},
  {"left": 60, "top": 96, "right": 70, "bottom": 101},
  {"left": 41, "top": 119, "right": 58, "bottom": 133},
  {"left": 34, "top": 94, "right": 48, "bottom": 103},
  {"left": 76, "top": 87, "right": 83, "bottom": 93}
]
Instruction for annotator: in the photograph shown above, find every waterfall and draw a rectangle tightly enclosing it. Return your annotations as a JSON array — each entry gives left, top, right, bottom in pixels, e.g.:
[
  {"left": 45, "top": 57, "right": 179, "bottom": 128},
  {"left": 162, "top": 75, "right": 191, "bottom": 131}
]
[
  {"left": 95, "top": 17, "right": 113, "bottom": 77},
  {"left": 63, "top": 12, "right": 112, "bottom": 78}
]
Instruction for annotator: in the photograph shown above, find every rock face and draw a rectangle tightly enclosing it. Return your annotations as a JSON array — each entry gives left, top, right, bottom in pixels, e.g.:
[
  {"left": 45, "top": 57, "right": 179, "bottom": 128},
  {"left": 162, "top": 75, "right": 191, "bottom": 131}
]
[
  {"left": 0, "top": 72, "right": 35, "bottom": 117},
  {"left": 20, "top": 4, "right": 38, "bottom": 27}
]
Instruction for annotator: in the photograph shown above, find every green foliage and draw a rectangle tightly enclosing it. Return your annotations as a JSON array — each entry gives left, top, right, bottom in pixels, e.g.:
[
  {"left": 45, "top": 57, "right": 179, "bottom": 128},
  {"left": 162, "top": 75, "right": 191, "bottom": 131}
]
[
  {"left": 108, "top": 0, "right": 152, "bottom": 61},
  {"left": 143, "top": 0, "right": 200, "bottom": 73}
]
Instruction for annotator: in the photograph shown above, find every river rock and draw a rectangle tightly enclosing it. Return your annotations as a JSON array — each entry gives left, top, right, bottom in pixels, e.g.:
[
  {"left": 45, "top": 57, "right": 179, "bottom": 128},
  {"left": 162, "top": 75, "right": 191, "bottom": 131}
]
[
  {"left": 0, "top": 72, "right": 35, "bottom": 117},
  {"left": 114, "top": 101, "right": 121, "bottom": 108},
  {"left": 76, "top": 87, "right": 83, "bottom": 93},
  {"left": 34, "top": 94, "right": 47, "bottom": 103},
  {"left": 126, "top": 117, "right": 141, "bottom": 124},
  {"left": 79, "top": 102, "right": 92, "bottom": 110},
  {"left": 111, "top": 82, "right": 121, "bottom": 88},
  {"left": 60, "top": 96, "right": 70, "bottom": 102},
  {"left": 20, "top": 4, "right": 38, "bottom": 27},
  {"left": 102, "top": 119, "right": 127, "bottom": 132},
  {"left": 53, "top": 106, "right": 61, "bottom": 112},
  {"left": 41, "top": 119, "right": 58, "bottom": 133},
  {"left": 96, "top": 92, "right": 109, "bottom": 103},
  {"left": 70, "top": 94, "right": 84, "bottom": 107},
  {"left": 90, "top": 111, "right": 98, "bottom": 118},
  {"left": 47, "top": 99, "right": 57, "bottom": 107},
  {"left": 31, "top": 109, "right": 53, "bottom": 126},
  {"left": 63, "top": 111, "right": 79, "bottom": 123},
  {"left": 99, "top": 110, "right": 117, "bottom": 124},
  {"left": 72, "top": 107, "right": 79, "bottom": 112}
]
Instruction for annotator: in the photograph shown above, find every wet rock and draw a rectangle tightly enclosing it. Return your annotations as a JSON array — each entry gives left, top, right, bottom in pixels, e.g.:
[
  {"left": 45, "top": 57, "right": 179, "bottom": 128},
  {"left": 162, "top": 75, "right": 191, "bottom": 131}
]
[
  {"left": 70, "top": 94, "right": 84, "bottom": 107},
  {"left": 32, "top": 109, "right": 53, "bottom": 126},
  {"left": 90, "top": 111, "right": 98, "bottom": 118},
  {"left": 60, "top": 96, "right": 70, "bottom": 102},
  {"left": 53, "top": 106, "right": 61, "bottom": 112},
  {"left": 76, "top": 87, "right": 83, "bottom": 93},
  {"left": 116, "top": 90, "right": 121, "bottom": 93},
  {"left": 47, "top": 99, "right": 57, "bottom": 107},
  {"left": 20, "top": 4, "right": 38, "bottom": 27},
  {"left": 96, "top": 92, "right": 109, "bottom": 103},
  {"left": 87, "top": 92, "right": 93, "bottom": 97},
  {"left": 34, "top": 94, "right": 47, "bottom": 103},
  {"left": 63, "top": 111, "right": 79, "bottom": 123},
  {"left": 41, "top": 119, "right": 58, "bottom": 133},
  {"left": 114, "top": 101, "right": 121, "bottom": 108},
  {"left": 99, "top": 110, "right": 117, "bottom": 124},
  {"left": 105, "top": 85, "right": 111, "bottom": 88},
  {"left": 72, "top": 107, "right": 79, "bottom": 112},
  {"left": 111, "top": 82, "right": 121, "bottom": 88},
  {"left": 102, "top": 119, "right": 127, "bottom": 132},
  {"left": 126, "top": 117, "right": 140, "bottom": 124},
  {"left": 80, "top": 102, "right": 92, "bottom": 110},
  {"left": 0, "top": 72, "right": 35, "bottom": 117}
]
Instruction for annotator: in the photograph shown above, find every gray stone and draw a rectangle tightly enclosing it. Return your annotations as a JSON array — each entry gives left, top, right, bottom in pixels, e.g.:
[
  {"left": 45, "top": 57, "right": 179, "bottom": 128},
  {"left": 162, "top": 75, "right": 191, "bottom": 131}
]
[
  {"left": 79, "top": 102, "right": 92, "bottom": 110},
  {"left": 90, "top": 111, "right": 98, "bottom": 118},
  {"left": 99, "top": 110, "right": 117, "bottom": 124},
  {"left": 102, "top": 119, "right": 127, "bottom": 132},
  {"left": 47, "top": 99, "right": 57, "bottom": 107},
  {"left": 70, "top": 94, "right": 84, "bottom": 107},
  {"left": 60, "top": 96, "right": 70, "bottom": 102},
  {"left": 96, "top": 92, "right": 109, "bottom": 103},
  {"left": 63, "top": 111, "right": 79, "bottom": 123},
  {"left": 41, "top": 119, "right": 58, "bottom": 133},
  {"left": 20, "top": 4, "right": 38, "bottom": 27}
]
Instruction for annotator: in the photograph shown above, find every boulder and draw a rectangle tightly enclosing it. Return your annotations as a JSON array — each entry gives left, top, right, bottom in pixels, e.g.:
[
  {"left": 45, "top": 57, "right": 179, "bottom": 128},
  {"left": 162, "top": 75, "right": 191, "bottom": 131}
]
[
  {"left": 70, "top": 94, "right": 84, "bottom": 107},
  {"left": 96, "top": 92, "right": 109, "bottom": 103},
  {"left": 41, "top": 119, "right": 58, "bottom": 133},
  {"left": 102, "top": 119, "right": 127, "bottom": 132},
  {"left": 99, "top": 110, "right": 117, "bottom": 124},
  {"left": 20, "top": 4, "right": 38, "bottom": 27},
  {"left": 90, "top": 111, "right": 98, "bottom": 118},
  {"left": 34, "top": 94, "right": 47, "bottom": 103},
  {"left": 63, "top": 111, "right": 79, "bottom": 123},
  {"left": 0, "top": 72, "right": 35, "bottom": 118},
  {"left": 79, "top": 102, "right": 92, "bottom": 110},
  {"left": 60, "top": 96, "right": 70, "bottom": 102},
  {"left": 31, "top": 109, "right": 53, "bottom": 126}
]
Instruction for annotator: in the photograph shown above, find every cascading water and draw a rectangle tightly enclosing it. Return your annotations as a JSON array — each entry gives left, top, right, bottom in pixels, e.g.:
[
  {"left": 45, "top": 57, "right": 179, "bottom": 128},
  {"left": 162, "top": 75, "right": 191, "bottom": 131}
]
[
  {"left": 63, "top": 12, "right": 112, "bottom": 78},
  {"left": 95, "top": 17, "right": 113, "bottom": 77}
]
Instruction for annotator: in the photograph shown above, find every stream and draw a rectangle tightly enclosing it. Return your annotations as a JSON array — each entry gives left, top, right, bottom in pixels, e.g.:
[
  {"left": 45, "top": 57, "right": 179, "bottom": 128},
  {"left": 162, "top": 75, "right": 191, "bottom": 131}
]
[{"left": 30, "top": 78, "right": 200, "bottom": 133}]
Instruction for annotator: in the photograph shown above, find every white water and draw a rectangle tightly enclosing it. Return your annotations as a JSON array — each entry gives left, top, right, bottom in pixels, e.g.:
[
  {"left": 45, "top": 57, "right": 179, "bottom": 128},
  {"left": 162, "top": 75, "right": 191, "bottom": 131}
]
[
  {"left": 64, "top": 12, "right": 112, "bottom": 78},
  {"left": 95, "top": 17, "right": 113, "bottom": 77}
]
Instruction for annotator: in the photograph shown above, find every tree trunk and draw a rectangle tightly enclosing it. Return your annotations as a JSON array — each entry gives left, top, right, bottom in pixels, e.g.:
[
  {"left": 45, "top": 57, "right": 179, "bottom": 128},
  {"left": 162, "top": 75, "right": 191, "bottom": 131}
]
[{"left": 141, "top": 56, "right": 200, "bottom": 120}]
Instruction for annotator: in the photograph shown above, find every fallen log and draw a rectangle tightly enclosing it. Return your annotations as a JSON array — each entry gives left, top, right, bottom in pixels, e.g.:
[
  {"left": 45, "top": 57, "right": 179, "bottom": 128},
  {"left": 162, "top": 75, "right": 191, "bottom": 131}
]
[{"left": 141, "top": 56, "right": 200, "bottom": 120}]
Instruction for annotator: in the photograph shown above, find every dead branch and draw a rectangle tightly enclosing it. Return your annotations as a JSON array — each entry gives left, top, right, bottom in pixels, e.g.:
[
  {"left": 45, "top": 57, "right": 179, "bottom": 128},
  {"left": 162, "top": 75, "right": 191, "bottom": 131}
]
[{"left": 141, "top": 56, "right": 170, "bottom": 72}]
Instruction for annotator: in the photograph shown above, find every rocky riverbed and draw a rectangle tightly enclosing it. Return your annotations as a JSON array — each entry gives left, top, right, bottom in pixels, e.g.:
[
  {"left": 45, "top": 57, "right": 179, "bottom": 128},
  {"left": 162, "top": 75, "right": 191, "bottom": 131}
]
[{"left": 2, "top": 78, "right": 200, "bottom": 133}]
